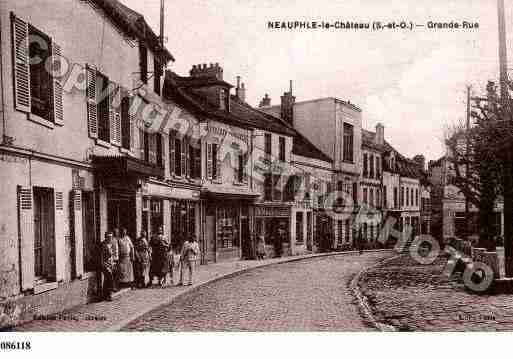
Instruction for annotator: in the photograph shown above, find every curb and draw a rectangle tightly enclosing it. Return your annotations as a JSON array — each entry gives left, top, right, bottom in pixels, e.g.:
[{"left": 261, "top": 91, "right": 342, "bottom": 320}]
[
  {"left": 114, "top": 248, "right": 393, "bottom": 331},
  {"left": 350, "top": 252, "right": 404, "bottom": 332}
]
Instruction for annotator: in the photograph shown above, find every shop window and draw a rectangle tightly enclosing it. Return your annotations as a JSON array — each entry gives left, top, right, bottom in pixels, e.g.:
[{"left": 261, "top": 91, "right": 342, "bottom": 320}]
[
  {"left": 217, "top": 206, "right": 239, "bottom": 249},
  {"left": 296, "top": 212, "right": 304, "bottom": 243},
  {"left": 33, "top": 187, "right": 55, "bottom": 280}
]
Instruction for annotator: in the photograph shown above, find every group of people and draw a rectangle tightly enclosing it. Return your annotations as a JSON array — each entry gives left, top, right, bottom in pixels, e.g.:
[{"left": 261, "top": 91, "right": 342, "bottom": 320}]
[{"left": 100, "top": 226, "right": 199, "bottom": 301}]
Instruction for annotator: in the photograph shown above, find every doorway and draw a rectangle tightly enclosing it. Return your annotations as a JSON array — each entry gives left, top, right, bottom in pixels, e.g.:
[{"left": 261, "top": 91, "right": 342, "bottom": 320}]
[{"left": 107, "top": 195, "right": 136, "bottom": 240}]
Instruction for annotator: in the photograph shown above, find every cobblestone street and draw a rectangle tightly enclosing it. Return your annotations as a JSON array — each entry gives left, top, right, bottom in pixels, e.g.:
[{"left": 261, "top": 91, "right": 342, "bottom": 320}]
[
  {"left": 359, "top": 254, "right": 513, "bottom": 331},
  {"left": 123, "top": 252, "right": 391, "bottom": 331}
]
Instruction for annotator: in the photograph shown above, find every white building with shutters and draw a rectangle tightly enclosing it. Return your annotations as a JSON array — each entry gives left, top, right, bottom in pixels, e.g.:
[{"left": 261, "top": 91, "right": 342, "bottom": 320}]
[{"left": 0, "top": 0, "right": 184, "bottom": 328}]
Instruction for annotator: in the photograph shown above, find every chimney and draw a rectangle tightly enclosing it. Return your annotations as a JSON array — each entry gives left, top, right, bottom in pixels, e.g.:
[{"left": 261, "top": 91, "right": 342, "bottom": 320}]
[
  {"left": 259, "top": 94, "right": 271, "bottom": 107},
  {"left": 413, "top": 155, "right": 426, "bottom": 171},
  {"left": 375, "top": 123, "right": 384, "bottom": 145},
  {"left": 281, "top": 80, "right": 295, "bottom": 125},
  {"left": 189, "top": 62, "right": 223, "bottom": 80},
  {"left": 235, "top": 76, "right": 246, "bottom": 102}
]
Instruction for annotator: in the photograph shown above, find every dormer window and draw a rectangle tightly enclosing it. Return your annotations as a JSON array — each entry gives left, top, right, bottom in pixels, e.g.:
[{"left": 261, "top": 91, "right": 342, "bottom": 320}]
[{"left": 220, "top": 88, "right": 229, "bottom": 111}]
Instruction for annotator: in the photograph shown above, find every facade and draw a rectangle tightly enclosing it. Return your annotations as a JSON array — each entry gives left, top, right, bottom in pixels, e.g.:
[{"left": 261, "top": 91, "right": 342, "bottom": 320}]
[
  {"left": 428, "top": 155, "right": 503, "bottom": 243},
  {"left": 0, "top": 0, "right": 184, "bottom": 324}
]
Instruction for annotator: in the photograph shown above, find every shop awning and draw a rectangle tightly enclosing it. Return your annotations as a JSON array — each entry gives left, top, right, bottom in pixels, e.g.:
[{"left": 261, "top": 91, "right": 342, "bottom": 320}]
[
  {"left": 92, "top": 155, "right": 165, "bottom": 178},
  {"left": 201, "top": 186, "right": 260, "bottom": 201}
]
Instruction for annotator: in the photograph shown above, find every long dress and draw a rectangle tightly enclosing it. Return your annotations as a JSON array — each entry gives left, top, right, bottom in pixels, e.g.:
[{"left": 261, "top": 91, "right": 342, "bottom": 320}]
[
  {"left": 117, "top": 235, "right": 134, "bottom": 284},
  {"left": 150, "top": 234, "right": 170, "bottom": 278},
  {"left": 133, "top": 236, "right": 151, "bottom": 286}
]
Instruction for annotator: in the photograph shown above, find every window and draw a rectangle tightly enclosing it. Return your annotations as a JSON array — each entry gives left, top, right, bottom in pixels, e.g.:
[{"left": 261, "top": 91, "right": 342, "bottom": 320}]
[
  {"left": 337, "top": 180, "right": 343, "bottom": 192},
  {"left": 156, "top": 133, "right": 163, "bottom": 167},
  {"left": 411, "top": 189, "right": 415, "bottom": 207},
  {"left": 121, "top": 95, "right": 130, "bottom": 150},
  {"left": 264, "top": 133, "right": 272, "bottom": 156},
  {"left": 33, "top": 187, "right": 55, "bottom": 280},
  {"left": 370, "top": 155, "right": 375, "bottom": 179},
  {"left": 383, "top": 186, "right": 387, "bottom": 208},
  {"left": 219, "top": 88, "right": 229, "bottom": 111},
  {"left": 212, "top": 143, "right": 218, "bottom": 179},
  {"left": 394, "top": 187, "right": 398, "bottom": 209},
  {"left": 279, "top": 136, "right": 286, "bottom": 162},
  {"left": 296, "top": 213, "right": 304, "bottom": 243},
  {"left": 363, "top": 188, "right": 368, "bottom": 204},
  {"left": 337, "top": 220, "right": 343, "bottom": 246},
  {"left": 139, "top": 43, "right": 148, "bottom": 84},
  {"left": 370, "top": 225, "right": 374, "bottom": 242},
  {"left": 363, "top": 153, "right": 368, "bottom": 177},
  {"left": 264, "top": 173, "right": 281, "bottom": 201},
  {"left": 401, "top": 186, "right": 405, "bottom": 207},
  {"left": 29, "top": 26, "right": 52, "bottom": 121},
  {"left": 370, "top": 189, "right": 374, "bottom": 207},
  {"left": 143, "top": 131, "right": 150, "bottom": 162},
  {"left": 174, "top": 137, "right": 182, "bottom": 176},
  {"left": 345, "top": 219, "right": 350, "bottom": 243},
  {"left": 343, "top": 123, "right": 354, "bottom": 163},
  {"left": 406, "top": 187, "right": 409, "bottom": 206},
  {"left": 97, "top": 72, "right": 110, "bottom": 142},
  {"left": 170, "top": 200, "right": 196, "bottom": 251},
  {"left": 416, "top": 189, "right": 419, "bottom": 207},
  {"left": 237, "top": 153, "right": 245, "bottom": 182},
  {"left": 376, "top": 157, "right": 381, "bottom": 178},
  {"left": 154, "top": 59, "right": 161, "bottom": 95},
  {"left": 217, "top": 206, "right": 239, "bottom": 248},
  {"left": 363, "top": 223, "right": 368, "bottom": 242},
  {"left": 352, "top": 183, "right": 358, "bottom": 204}
]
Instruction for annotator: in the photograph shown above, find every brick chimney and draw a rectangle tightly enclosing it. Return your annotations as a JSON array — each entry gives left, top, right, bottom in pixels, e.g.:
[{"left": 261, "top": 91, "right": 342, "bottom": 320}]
[
  {"left": 190, "top": 62, "right": 224, "bottom": 80},
  {"left": 235, "top": 76, "right": 246, "bottom": 102},
  {"left": 259, "top": 94, "right": 271, "bottom": 107},
  {"left": 281, "top": 80, "right": 295, "bottom": 125},
  {"left": 375, "top": 123, "right": 384, "bottom": 145},
  {"left": 413, "top": 154, "right": 426, "bottom": 171}
]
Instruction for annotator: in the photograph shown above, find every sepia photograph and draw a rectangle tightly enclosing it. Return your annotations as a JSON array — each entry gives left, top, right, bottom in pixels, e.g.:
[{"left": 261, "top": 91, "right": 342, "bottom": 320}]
[{"left": 1, "top": 0, "right": 513, "bottom": 355}]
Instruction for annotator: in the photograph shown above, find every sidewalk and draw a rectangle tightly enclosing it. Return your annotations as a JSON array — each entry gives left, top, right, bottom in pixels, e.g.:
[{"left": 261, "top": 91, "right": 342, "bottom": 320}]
[{"left": 14, "top": 250, "right": 386, "bottom": 332}]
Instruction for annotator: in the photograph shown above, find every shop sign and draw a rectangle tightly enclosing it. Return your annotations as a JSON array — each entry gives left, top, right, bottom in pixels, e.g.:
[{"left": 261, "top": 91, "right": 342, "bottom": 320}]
[{"left": 255, "top": 206, "right": 290, "bottom": 218}]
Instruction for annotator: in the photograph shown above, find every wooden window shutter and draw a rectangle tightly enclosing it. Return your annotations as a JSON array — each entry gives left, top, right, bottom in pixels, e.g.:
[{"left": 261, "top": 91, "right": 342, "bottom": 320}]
[
  {"left": 149, "top": 133, "right": 157, "bottom": 164},
  {"left": 86, "top": 65, "right": 98, "bottom": 138},
  {"left": 169, "top": 131, "right": 175, "bottom": 175},
  {"left": 139, "top": 128, "right": 145, "bottom": 159},
  {"left": 186, "top": 142, "right": 192, "bottom": 178},
  {"left": 242, "top": 154, "right": 248, "bottom": 183},
  {"left": 129, "top": 95, "right": 136, "bottom": 152},
  {"left": 54, "top": 190, "right": 65, "bottom": 282},
  {"left": 214, "top": 144, "right": 221, "bottom": 180},
  {"left": 71, "top": 190, "right": 84, "bottom": 278},
  {"left": 51, "top": 42, "right": 64, "bottom": 125},
  {"left": 195, "top": 146, "right": 202, "bottom": 179},
  {"left": 181, "top": 138, "right": 186, "bottom": 177},
  {"left": 207, "top": 143, "right": 213, "bottom": 179},
  {"left": 109, "top": 84, "right": 121, "bottom": 146},
  {"left": 11, "top": 13, "right": 31, "bottom": 113},
  {"left": 17, "top": 186, "right": 35, "bottom": 291}
]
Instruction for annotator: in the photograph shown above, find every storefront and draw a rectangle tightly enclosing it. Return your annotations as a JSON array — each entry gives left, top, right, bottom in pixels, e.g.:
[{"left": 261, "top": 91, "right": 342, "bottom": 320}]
[
  {"left": 202, "top": 190, "right": 258, "bottom": 263},
  {"left": 254, "top": 204, "right": 292, "bottom": 257}
]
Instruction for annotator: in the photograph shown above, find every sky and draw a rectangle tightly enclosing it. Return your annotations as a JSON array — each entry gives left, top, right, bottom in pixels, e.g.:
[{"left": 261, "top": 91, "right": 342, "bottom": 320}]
[{"left": 122, "top": 0, "right": 513, "bottom": 163}]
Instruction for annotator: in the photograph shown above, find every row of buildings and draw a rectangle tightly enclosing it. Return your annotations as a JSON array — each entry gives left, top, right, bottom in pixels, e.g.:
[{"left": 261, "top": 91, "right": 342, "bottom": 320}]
[{"left": 0, "top": 0, "right": 431, "bottom": 325}]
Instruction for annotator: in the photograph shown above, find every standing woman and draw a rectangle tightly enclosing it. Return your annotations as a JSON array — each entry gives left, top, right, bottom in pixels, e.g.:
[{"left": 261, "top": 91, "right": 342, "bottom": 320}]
[
  {"left": 117, "top": 228, "right": 135, "bottom": 288},
  {"left": 133, "top": 230, "right": 151, "bottom": 288},
  {"left": 150, "top": 226, "right": 170, "bottom": 288}
]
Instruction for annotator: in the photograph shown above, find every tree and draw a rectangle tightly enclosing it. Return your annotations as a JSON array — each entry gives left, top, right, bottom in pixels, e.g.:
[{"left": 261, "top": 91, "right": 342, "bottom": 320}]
[{"left": 445, "top": 82, "right": 506, "bottom": 251}]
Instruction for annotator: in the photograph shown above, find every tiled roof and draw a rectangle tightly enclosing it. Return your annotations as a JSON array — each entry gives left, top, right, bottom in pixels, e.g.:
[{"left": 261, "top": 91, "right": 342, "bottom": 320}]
[
  {"left": 93, "top": 0, "right": 174, "bottom": 62},
  {"left": 292, "top": 131, "right": 333, "bottom": 164},
  {"left": 163, "top": 71, "right": 296, "bottom": 136},
  {"left": 171, "top": 74, "right": 234, "bottom": 89}
]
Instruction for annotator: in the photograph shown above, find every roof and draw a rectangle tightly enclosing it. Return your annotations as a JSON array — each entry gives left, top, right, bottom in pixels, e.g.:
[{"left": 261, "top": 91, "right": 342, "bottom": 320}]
[
  {"left": 292, "top": 131, "right": 333, "bottom": 164},
  {"left": 171, "top": 74, "right": 234, "bottom": 88},
  {"left": 93, "top": 0, "right": 174, "bottom": 62},
  {"left": 362, "top": 129, "right": 429, "bottom": 184},
  {"left": 163, "top": 71, "right": 296, "bottom": 136}
]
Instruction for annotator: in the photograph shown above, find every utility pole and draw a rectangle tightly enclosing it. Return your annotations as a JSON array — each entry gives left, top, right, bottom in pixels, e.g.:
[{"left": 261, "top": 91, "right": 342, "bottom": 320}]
[
  {"left": 465, "top": 85, "right": 471, "bottom": 239},
  {"left": 160, "top": 0, "right": 165, "bottom": 48},
  {"left": 497, "top": 0, "right": 513, "bottom": 276}
]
